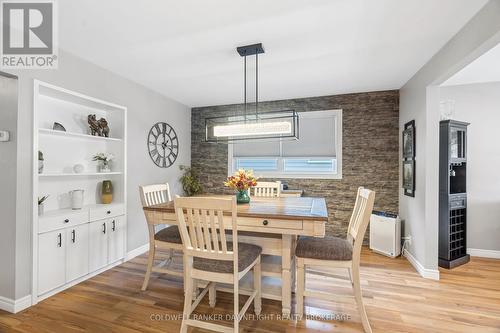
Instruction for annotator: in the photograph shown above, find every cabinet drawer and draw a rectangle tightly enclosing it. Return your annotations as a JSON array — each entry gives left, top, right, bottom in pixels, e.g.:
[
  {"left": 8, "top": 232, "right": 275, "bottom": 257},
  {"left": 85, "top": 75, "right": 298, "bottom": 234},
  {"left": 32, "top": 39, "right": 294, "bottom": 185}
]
[
  {"left": 39, "top": 210, "right": 88, "bottom": 234},
  {"left": 238, "top": 217, "right": 303, "bottom": 230},
  {"left": 90, "top": 204, "right": 125, "bottom": 221}
]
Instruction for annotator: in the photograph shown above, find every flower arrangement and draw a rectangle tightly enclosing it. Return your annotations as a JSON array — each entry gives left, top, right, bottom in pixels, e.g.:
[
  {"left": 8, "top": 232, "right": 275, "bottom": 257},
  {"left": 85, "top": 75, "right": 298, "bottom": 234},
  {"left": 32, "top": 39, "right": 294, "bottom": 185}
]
[
  {"left": 225, "top": 169, "right": 257, "bottom": 204},
  {"left": 93, "top": 153, "right": 115, "bottom": 172},
  {"left": 225, "top": 169, "right": 258, "bottom": 191}
]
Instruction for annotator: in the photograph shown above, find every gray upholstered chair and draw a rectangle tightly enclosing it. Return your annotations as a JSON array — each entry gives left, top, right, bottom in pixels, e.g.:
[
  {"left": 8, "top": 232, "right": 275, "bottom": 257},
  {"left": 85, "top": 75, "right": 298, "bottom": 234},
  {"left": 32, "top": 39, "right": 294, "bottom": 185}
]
[{"left": 295, "top": 187, "right": 376, "bottom": 333}]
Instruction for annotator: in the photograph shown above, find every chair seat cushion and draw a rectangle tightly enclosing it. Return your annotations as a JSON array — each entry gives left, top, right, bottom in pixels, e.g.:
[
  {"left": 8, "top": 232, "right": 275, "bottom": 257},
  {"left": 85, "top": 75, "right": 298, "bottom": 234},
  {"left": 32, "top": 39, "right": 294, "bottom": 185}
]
[
  {"left": 295, "top": 236, "right": 353, "bottom": 261},
  {"left": 193, "top": 243, "right": 262, "bottom": 273},
  {"left": 154, "top": 225, "right": 182, "bottom": 244}
]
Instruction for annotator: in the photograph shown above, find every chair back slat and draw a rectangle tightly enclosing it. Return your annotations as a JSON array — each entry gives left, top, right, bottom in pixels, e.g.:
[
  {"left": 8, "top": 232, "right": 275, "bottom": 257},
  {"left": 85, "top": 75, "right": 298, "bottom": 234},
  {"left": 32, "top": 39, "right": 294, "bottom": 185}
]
[
  {"left": 175, "top": 197, "right": 237, "bottom": 263},
  {"left": 347, "top": 187, "right": 376, "bottom": 251},
  {"left": 218, "top": 209, "right": 228, "bottom": 253},
  {"left": 209, "top": 210, "right": 219, "bottom": 252},
  {"left": 139, "top": 183, "right": 172, "bottom": 207},
  {"left": 252, "top": 181, "right": 281, "bottom": 197}
]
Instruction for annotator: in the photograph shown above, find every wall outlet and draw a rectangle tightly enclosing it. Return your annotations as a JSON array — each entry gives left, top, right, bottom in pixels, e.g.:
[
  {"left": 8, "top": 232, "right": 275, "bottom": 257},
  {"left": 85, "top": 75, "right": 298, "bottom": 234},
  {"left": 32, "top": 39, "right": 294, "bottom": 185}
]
[{"left": 0, "top": 130, "right": 10, "bottom": 142}]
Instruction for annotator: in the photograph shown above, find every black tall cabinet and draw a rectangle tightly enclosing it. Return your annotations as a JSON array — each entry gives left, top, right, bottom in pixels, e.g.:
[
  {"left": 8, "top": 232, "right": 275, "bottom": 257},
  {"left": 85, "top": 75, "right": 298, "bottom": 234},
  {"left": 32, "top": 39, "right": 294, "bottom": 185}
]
[{"left": 439, "top": 120, "right": 470, "bottom": 269}]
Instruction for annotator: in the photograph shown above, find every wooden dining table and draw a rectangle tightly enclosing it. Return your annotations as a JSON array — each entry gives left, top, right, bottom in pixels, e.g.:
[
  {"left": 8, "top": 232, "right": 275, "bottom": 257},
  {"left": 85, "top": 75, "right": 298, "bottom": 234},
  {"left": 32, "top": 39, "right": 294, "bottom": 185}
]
[{"left": 143, "top": 195, "right": 328, "bottom": 316}]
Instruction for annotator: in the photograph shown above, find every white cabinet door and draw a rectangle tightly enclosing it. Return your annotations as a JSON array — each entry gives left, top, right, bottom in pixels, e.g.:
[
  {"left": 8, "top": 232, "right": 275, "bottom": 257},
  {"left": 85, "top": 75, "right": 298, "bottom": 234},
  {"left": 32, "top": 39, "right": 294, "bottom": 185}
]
[
  {"left": 66, "top": 224, "right": 89, "bottom": 282},
  {"left": 38, "top": 230, "right": 66, "bottom": 295},
  {"left": 89, "top": 220, "right": 108, "bottom": 272},
  {"left": 108, "top": 216, "right": 125, "bottom": 264}
]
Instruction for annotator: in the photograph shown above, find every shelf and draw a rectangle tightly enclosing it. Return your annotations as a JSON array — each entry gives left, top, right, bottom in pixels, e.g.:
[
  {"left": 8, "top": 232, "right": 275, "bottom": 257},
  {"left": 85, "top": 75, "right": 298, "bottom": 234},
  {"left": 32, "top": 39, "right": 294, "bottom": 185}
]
[
  {"left": 39, "top": 172, "right": 122, "bottom": 178},
  {"left": 39, "top": 128, "right": 123, "bottom": 142}
]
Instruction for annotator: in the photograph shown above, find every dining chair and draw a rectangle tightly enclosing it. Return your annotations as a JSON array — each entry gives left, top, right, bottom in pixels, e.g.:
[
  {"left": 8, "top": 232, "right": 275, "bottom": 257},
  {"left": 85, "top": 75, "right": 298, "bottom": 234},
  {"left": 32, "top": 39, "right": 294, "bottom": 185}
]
[
  {"left": 252, "top": 181, "right": 281, "bottom": 197},
  {"left": 139, "top": 183, "right": 183, "bottom": 291},
  {"left": 175, "top": 196, "right": 262, "bottom": 333},
  {"left": 295, "top": 187, "right": 375, "bottom": 333}
]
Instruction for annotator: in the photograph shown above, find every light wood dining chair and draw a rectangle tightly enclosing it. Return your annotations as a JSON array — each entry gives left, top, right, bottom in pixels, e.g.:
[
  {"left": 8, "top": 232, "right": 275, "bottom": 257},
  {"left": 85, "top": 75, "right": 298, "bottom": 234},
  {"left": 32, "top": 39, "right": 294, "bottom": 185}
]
[
  {"left": 252, "top": 181, "right": 281, "bottom": 197},
  {"left": 295, "top": 187, "right": 376, "bottom": 333},
  {"left": 139, "top": 183, "right": 183, "bottom": 291},
  {"left": 175, "top": 196, "right": 262, "bottom": 333}
]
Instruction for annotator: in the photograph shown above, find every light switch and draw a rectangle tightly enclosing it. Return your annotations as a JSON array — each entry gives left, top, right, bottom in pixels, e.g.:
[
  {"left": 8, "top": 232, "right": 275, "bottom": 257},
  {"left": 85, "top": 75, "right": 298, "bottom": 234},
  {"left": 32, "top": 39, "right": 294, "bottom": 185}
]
[{"left": 0, "top": 130, "right": 10, "bottom": 142}]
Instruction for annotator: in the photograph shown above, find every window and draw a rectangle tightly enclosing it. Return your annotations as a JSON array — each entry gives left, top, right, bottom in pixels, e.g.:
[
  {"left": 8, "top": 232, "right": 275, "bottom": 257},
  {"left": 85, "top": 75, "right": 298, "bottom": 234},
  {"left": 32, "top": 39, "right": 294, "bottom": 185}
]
[{"left": 228, "top": 110, "right": 342, "bottom": 179}]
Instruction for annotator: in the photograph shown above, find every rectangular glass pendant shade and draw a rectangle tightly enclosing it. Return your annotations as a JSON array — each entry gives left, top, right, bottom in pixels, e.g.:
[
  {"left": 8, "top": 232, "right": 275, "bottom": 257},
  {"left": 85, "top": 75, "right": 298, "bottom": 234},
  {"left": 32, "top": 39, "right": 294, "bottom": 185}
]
[{"left": 205, "top": 110, "right": 299, "bottom": 143}]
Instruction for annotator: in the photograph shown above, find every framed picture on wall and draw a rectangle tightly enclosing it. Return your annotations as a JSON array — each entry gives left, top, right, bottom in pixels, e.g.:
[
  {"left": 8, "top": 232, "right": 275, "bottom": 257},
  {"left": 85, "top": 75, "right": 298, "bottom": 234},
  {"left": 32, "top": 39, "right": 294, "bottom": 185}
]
[
  {"left": 403, "top": 120, "right": 416, "bottom": 197},
  {"left": 402, "top": 120, "right": 415, "bottom": 159},
  {"left": 403, "top": 160, "right": 415, "bottom": 197}
]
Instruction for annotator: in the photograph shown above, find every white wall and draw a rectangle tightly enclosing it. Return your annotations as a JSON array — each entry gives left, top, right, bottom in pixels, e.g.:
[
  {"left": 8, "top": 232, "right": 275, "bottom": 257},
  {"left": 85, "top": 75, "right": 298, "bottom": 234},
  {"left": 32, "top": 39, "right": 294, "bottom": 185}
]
[
  {"left": 440, "top": 82, "right": 500, "bottom": 252},
  {"left": 399, "top": 0, "right": 500, "bottom": 276},
  {"left": 0, "top": 73, "right": 18, "bottom": 300},
  {"left": 3, "top": 50, "right": 191, "bottom": 301}
]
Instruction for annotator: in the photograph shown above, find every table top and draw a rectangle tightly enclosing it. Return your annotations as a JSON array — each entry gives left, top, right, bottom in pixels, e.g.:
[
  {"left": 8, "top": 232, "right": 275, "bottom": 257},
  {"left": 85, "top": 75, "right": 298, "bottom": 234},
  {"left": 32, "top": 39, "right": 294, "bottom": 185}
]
[{"left": 144, "top": 196, "right": 328, "bottom": 221}]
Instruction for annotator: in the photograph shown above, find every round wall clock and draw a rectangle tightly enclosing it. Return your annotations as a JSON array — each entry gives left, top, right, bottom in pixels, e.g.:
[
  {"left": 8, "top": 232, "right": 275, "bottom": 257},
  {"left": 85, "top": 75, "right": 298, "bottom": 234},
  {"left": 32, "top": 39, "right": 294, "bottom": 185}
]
[{"left": 147, "top": 122, "right": 179, "bottom": 168}]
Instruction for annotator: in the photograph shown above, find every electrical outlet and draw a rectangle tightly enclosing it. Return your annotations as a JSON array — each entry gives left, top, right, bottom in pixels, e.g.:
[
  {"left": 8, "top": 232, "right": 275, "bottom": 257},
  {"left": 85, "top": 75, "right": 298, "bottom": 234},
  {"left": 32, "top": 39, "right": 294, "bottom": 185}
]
[
  {"left": 0, "top": 130, "right": 10, "bottom": 142},
  {"left": 402, "top": 235, "right": 412, "bottom": 246}
]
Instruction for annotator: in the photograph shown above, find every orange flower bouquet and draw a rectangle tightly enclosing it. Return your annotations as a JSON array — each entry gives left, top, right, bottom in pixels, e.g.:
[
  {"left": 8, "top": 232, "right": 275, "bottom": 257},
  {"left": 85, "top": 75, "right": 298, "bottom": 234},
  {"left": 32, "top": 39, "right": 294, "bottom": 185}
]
[{"left": 224, "top": 169, "right": 258, "bottom": 204}]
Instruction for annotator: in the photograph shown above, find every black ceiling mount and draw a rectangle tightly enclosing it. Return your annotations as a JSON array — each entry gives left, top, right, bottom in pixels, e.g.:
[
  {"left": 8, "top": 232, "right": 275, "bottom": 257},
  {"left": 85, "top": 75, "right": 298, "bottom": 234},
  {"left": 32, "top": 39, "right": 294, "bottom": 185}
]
[{"left": 236, "top": 43, "right": 265, "bottom": 57}]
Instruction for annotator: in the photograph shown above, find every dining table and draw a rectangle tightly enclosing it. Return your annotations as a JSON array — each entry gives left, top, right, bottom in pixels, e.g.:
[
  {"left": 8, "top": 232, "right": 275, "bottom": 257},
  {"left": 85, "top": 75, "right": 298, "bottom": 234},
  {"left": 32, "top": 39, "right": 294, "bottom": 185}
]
[{"left": 142, "top": 195, "right": 328, "bottom": 317}]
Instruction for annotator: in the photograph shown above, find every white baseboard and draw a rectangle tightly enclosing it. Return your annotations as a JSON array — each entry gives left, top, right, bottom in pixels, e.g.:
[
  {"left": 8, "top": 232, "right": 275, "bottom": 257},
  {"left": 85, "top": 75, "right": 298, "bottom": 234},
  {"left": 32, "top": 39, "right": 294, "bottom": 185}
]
[
  {"left": 467, "top": 248, "right": 500, "bottom": 259},
  {"left": 0, "top": 295, "right": 32, "bottom": 313},
  {"left": 403, "top": 249, "right": 440, "bottom": 280},
  {"left": 125, "top": 243, "right": 149, "bottom": 261}
]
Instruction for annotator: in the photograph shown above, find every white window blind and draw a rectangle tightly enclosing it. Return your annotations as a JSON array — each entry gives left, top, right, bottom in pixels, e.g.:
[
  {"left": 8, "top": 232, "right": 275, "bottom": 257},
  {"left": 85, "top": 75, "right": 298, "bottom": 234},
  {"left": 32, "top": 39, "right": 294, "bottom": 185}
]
[{"left": 282, "top": 112, "right": 337, "bottom": 157}]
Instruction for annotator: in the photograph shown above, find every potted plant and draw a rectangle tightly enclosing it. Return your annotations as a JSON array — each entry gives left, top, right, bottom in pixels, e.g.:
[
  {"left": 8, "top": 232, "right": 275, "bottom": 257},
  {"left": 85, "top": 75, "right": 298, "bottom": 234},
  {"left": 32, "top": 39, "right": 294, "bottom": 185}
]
[
  {"left": 179, "top": 165, "right": 203, "bottom": 196},
  {"left": 224, "top": 169, "right": 257, "bottom": 204},
  {"left": 92, "top": 153, "right": 114, "bottom": 173},
  {"left": 38, "top": 195, "right": 49, "bottom": 216}
]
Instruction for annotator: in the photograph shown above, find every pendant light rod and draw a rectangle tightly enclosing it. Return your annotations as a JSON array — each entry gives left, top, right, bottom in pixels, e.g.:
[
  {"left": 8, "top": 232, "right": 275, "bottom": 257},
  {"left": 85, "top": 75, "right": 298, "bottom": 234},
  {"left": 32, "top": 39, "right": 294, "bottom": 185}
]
[
  {"left": 244, "top": 52, "right": 247, "bottom": 121},
  {"left": 256, "top": 51, "right": 258, "bottom": 118}
]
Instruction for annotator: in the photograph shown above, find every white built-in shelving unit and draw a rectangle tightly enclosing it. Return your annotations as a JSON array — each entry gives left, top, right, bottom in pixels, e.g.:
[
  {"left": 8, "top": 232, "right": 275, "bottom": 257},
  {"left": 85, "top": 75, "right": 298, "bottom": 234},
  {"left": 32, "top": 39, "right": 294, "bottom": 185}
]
[{"left": 32, "top": 80, "right": 127, "bottom": 304}]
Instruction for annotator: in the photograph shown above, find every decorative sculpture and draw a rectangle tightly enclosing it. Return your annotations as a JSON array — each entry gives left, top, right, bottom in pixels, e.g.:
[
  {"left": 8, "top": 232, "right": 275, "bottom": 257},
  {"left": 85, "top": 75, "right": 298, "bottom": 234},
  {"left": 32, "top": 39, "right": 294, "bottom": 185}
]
[
  {"left": 88, "top": 114, "right": 101, "bottom": 136},
  {"left": 98, "top": 118, "right": 109, "bottom": 137}
]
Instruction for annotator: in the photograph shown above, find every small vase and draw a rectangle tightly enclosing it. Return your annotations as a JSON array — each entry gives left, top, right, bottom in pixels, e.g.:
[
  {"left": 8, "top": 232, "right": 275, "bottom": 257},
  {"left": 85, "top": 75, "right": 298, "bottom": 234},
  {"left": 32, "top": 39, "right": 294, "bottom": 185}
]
[
  {"left": 236, "top": 190, "right": 250, "bottom": 204},
  {"left": 100, "top": 161, "right": 111, "bottom": 173},
  {"left": 102, "top": 180, "right": 113, "bottom": 204}
]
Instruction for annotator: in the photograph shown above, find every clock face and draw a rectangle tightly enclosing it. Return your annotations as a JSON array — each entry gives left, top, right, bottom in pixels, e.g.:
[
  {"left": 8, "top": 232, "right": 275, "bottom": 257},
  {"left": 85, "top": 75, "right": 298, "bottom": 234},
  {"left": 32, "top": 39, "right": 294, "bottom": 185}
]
[{"left": 147, "top": 122, "right": 179, "bottom": 168}]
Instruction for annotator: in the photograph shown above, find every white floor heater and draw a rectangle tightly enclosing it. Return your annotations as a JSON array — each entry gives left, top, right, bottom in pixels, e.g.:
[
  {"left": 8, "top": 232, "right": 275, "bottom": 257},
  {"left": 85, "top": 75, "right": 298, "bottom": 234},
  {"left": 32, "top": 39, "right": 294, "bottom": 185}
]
[{"left": 369, "top": 211, "right": 401, "bottom": 258}]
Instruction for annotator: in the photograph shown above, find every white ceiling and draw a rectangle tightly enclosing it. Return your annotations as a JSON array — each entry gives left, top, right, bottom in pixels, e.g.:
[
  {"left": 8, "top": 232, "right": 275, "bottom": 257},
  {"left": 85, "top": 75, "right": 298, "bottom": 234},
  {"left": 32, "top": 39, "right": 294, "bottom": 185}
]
[
  {"left": 443, "top": 42, "right": 500, "bottom": 86},
  {"left": 59, "top": 0, "right": 487, "bottom": 107}
]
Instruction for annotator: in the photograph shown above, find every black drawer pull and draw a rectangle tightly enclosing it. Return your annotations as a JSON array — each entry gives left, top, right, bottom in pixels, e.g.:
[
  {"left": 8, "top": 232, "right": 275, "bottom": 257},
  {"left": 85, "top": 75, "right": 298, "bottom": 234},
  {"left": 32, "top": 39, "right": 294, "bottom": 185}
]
[
  {"left": 57, "top": 233, "right": 62, "bottom": 247},
  {"left": 71, "top": 230, "right": 76, "bottom": 243},
  {"left": 102, "top": 223, "right": 106, "bottom": 234},
  {"left": 262, "top": 220, "right": 269, "bottom": 226},
  {"left": 107, "top": 210, "right": 111, "bottom": 215},
  {"left": 64, "top": 219, "right": 69, "bottom": 223},
  {"left": 112, "top": 220, "right": 116, "bottom": 231}
]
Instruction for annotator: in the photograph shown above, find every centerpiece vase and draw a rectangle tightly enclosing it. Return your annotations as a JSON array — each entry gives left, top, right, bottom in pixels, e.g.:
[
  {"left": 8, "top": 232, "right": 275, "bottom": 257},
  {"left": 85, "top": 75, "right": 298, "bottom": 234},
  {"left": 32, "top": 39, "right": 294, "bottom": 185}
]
[
  {"left": 102, "top": 180, "right": 113, "bottom": 204},
  {"left": 236, "top": 190, "right": 250, "bottom": 204}
]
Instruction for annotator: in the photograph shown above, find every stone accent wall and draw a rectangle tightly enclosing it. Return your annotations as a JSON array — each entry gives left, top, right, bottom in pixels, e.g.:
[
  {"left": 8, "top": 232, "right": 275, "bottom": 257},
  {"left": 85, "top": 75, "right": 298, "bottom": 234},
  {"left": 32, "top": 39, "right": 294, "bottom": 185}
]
[{"left": 191, "top": 90, "right": 399, "bottom": 238}]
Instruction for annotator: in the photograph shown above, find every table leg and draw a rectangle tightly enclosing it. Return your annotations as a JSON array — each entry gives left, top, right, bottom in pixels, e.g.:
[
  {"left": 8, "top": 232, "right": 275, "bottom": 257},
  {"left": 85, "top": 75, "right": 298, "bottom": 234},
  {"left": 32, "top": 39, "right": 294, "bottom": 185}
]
[{"left": 281, "top": 234, "right": 293, "bottom": 318}]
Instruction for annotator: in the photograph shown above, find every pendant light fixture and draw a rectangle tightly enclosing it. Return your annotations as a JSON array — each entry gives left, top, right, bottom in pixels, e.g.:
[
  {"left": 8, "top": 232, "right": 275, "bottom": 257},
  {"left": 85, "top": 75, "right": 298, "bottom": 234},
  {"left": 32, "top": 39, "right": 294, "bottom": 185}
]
[{"left": 205, "top": 43, "right": 299, "bottom": 143}]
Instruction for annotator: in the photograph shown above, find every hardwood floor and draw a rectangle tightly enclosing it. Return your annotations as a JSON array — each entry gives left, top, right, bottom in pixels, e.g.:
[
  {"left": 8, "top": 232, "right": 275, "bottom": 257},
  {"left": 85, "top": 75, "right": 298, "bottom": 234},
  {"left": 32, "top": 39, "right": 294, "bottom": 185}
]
[{"left": 1, "top": 248, "right": 499, "bottom": 333}]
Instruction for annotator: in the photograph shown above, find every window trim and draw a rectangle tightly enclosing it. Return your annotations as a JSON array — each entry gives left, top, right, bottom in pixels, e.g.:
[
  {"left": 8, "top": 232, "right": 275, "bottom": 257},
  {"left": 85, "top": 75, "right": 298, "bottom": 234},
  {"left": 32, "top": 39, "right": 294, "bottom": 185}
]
[{"left": 228, "top": 109, "right": 342, "bottom": 179}]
